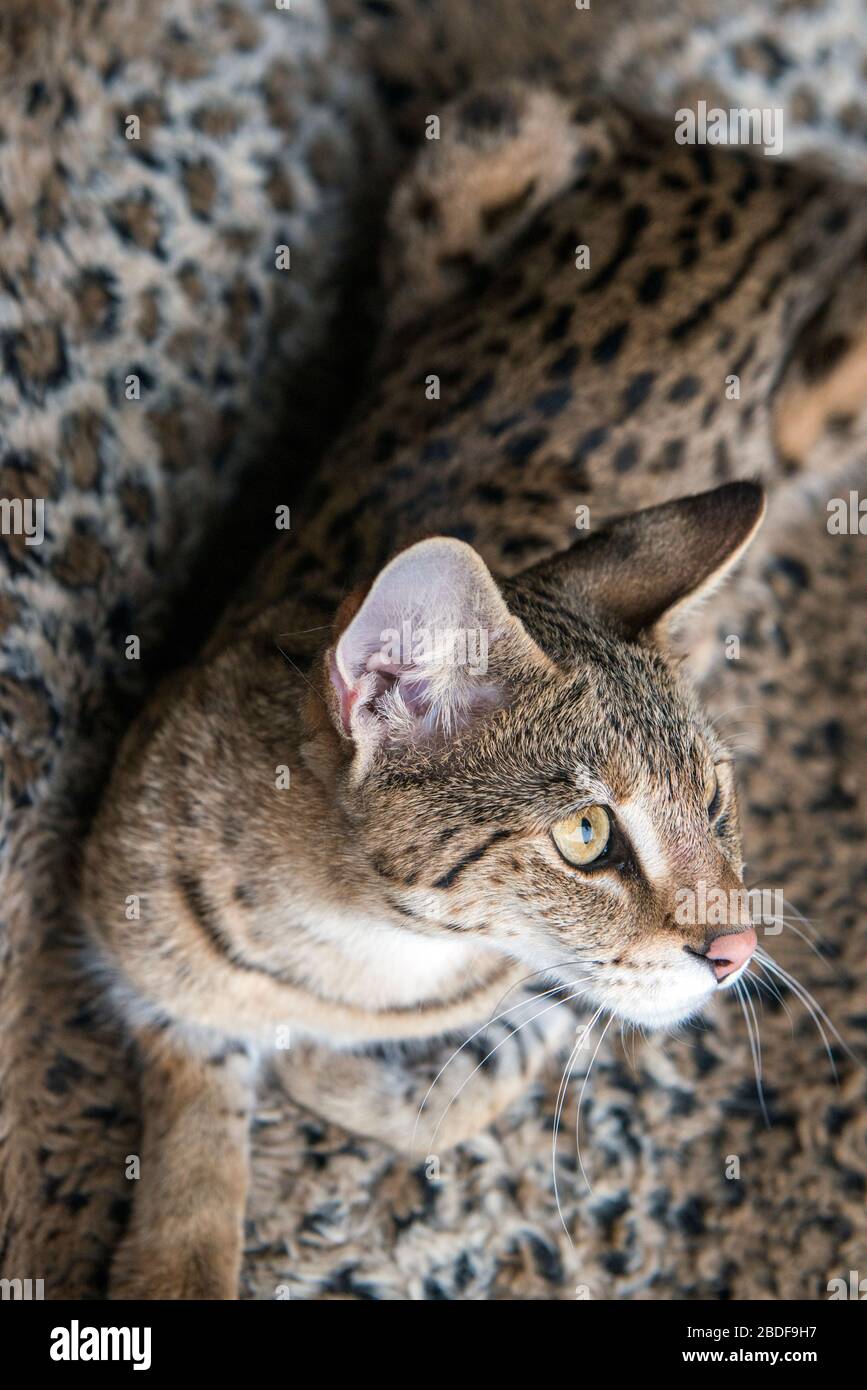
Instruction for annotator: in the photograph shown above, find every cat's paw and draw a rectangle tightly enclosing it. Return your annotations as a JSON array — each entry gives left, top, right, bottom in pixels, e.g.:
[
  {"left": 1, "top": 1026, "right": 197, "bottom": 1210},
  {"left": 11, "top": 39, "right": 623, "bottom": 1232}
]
[
  {"left": 110, "top": 1232, "right": 241, "bottom": 1300},
  {"left": 274, "top": 987, "right": 581, "bottom": 1155},
  {"left": 383, "top": 83, "right": 622, "bottom": 329}
]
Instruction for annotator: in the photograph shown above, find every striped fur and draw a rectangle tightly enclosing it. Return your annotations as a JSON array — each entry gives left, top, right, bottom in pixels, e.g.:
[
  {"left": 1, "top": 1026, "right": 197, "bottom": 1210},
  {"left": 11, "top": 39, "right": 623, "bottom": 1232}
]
[{"left": 80, "top": 84, "right": 867, "bottom": 1297}]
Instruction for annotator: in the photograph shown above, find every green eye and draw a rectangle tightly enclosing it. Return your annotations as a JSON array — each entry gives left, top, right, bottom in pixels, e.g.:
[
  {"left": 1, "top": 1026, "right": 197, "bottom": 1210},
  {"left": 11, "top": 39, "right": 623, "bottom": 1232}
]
[{"left": 552, "top": 805, "right": 611, "bottom": 866}]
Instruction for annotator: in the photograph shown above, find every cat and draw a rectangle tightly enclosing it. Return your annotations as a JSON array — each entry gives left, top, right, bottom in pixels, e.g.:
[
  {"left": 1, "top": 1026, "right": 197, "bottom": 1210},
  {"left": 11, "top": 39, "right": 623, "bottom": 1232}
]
[{"left": 80, "top": 82, "right": 867, "bottom": 1298}]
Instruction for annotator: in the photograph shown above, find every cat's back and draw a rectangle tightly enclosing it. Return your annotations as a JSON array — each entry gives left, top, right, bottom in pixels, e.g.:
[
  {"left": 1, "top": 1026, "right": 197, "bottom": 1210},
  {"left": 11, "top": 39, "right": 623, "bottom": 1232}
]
[{"left": 226, "top": 103, "right": 867, "bottom": 640}]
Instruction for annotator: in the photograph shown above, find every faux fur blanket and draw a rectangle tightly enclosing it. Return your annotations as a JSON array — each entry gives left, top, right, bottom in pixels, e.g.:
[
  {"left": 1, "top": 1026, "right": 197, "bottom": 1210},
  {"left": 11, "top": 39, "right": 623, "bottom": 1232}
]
[{"left": 1, "top": 0, "right": 865, "bottom": 1299}]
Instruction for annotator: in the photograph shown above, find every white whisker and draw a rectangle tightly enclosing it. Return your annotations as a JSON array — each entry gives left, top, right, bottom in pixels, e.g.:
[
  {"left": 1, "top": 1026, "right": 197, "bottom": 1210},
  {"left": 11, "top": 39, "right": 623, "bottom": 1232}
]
[
  {"left": 486, "top": 958, "right": 584, "bottom": 1019},
  {"left": 772, "top": 917, "right": 831, "bottom": 969},
  {"left": 707, "top": 702, "right": 768, "bottom": 732},
  {"left": 575, "top": 1012, "right": 614, "bottom": 1196},
  {"left": 748, "top": 961, "right": 794, "bottom": 1032},
  {"left": 755, "top": 949, "right": 859, "bottom": 1079},
  {"left": 553, "top": 1007, "right": 603, "bottom": 1245},
  {"left": 409, "top": 972, "right": 587, "bottom": 1157},
  {"left": 426, "top": 981, "right": 593, "bottom": 1155},
  {"left": 781, "top": 895, "right": 829, "bottom": 952},
  {"left": 737, "top": 977, "right": 769, "bottom": 1126}
]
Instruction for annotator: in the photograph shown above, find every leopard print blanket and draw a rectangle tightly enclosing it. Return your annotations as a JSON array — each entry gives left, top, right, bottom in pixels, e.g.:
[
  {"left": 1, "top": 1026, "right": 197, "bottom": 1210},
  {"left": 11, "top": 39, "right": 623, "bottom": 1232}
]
[{"left": 1, "top": 0, "right": 865, "bottom": 1299}]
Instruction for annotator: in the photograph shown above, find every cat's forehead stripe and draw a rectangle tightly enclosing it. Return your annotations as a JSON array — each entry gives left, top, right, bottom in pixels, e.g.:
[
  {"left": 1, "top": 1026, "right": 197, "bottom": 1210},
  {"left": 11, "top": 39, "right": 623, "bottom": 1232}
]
[{"left": 616, "top": 796, "right": 670, "bottom": 884}]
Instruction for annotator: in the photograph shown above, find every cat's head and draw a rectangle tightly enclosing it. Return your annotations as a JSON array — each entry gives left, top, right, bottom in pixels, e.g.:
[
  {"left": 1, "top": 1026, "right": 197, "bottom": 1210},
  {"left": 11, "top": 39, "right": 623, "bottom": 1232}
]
[{"left": 322, "top": 483, "right": 765, "bottom": 1030}]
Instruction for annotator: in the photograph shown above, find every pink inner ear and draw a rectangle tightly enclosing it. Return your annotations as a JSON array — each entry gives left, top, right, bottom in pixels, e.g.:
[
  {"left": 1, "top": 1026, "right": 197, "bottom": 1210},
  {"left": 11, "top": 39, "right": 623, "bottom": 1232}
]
[
  {"left": 389, "top": 669, "right": 434, "bottom": 717},
  {"left": 328, "top": 651, "right": 357, "bottom": 736},
  {"left": 330, "top": 650, "right": 398, "bottom": 737},
  {"left": 327, "top": 538, "right": 535, "bottom": 744},
  {"left": 366, "top": 650, "right": 432, "bottom": 715}
]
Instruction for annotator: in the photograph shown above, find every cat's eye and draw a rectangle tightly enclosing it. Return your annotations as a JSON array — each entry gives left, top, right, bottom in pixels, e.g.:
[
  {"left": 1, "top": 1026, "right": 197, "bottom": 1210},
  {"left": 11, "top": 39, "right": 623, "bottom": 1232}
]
[
  {"left": 706, "top": 768, "right": 721, "bottom": 821},
  {"left": 552, "top": 805, "right": 611, "bottom": 867}
]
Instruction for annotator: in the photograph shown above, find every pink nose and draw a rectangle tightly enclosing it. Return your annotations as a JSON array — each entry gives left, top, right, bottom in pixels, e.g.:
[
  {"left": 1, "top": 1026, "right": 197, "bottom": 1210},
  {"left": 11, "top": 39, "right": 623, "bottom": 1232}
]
[{"left": 705, "top": 927, "right": 757, "bottom": 981}]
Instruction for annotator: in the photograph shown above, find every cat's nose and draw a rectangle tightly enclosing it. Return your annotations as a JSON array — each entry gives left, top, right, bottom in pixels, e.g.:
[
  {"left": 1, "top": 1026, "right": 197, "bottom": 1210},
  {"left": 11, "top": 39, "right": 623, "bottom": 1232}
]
[{"left": 705, "top": 927, "right": 757, "bottom": 982}]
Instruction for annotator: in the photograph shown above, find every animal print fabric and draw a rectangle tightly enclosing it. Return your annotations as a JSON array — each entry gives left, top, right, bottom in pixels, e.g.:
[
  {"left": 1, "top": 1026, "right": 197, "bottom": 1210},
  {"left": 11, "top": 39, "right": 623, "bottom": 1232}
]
[
  {"left": 0, "top": 0, "right": 389, "bottom": 1298},
  {"left": 1, "top": 0, "right": 866, "bottom": 1299}
]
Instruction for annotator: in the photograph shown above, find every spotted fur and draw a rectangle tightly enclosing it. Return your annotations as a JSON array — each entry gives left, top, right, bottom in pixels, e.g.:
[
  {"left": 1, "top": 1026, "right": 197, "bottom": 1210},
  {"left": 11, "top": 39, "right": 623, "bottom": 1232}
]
[
  {"left": 4, "top": 0, "right": 867, "bottom": 1305},
  {"left": 81, "top": 74, "right": 867, "bottom": 1299}
]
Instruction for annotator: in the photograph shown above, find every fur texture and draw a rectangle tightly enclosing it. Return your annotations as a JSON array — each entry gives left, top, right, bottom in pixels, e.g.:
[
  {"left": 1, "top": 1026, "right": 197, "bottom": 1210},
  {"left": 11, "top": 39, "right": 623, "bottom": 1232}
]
[
  {"left": 82, "top": 75, "right": 867, "bottom": 1298},
  {"left": 3, "top": 0, "right": 867, "bottom": 1303}
]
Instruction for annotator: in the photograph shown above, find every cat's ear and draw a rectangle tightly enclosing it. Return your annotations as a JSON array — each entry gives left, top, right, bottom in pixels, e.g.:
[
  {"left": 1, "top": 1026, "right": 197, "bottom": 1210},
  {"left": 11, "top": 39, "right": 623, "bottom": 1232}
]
[
  {"left": 327, "top": 537, "right": 553, "bottom": 761},
  {"left": 520, "top": 482, "right": 765, "bottom": 643}
]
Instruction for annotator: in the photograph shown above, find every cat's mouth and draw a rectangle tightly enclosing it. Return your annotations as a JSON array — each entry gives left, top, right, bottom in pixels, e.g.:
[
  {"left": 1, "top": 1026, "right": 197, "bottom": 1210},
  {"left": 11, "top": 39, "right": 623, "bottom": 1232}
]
[
  {"left": 574, "top": 943, "right": 756, "bottom": 1031},
  {"left": 714, "top": 954, "right": 753, "bottom": 991}
]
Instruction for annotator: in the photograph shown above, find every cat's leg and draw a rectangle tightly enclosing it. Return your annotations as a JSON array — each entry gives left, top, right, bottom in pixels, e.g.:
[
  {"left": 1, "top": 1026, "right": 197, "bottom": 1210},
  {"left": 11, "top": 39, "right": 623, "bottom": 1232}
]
[
  {"left": 274, "top": 987, "right": 582, "bottom": 1157},
  {"left": 110, "top": 1023, "right": 256, "bottom": 1300},
  {"left": 383, "top": 82, "right": 626, "bottom": 330}
]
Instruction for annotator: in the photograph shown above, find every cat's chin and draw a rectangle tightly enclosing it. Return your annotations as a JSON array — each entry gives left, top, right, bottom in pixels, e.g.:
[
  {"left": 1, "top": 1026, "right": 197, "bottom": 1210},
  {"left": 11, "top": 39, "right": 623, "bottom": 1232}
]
[
  {"left": 611, "top": 999, "right": 714, "bottom": 1032},
  {"left": 589, "top": 976, "right": 718, "bottom": 1032}
]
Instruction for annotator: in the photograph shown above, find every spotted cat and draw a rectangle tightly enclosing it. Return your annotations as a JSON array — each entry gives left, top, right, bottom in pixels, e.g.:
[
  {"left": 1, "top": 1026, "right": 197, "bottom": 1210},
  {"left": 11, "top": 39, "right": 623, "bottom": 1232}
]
[{"left": 81, "top": 83, "right": 867, "bottom": 1299}]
